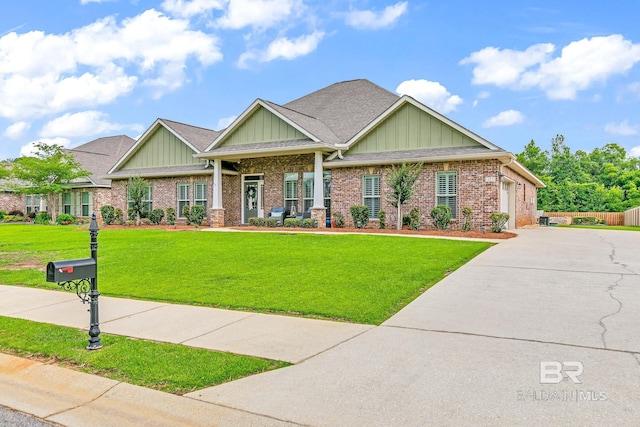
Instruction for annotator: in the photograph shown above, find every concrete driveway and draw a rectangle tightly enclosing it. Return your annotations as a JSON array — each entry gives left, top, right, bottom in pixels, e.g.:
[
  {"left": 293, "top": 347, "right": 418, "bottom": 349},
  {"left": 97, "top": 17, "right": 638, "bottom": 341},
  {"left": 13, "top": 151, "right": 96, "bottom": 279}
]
[{"left": 187, "top": 228, "right": 640, "bottom": 425}]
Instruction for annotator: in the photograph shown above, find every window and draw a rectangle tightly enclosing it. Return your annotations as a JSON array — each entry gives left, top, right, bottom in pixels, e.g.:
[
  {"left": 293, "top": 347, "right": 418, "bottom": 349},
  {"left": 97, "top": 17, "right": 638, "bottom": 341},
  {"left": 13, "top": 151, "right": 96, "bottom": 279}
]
[
  {"left": 436, "top": 171, "right": 457, "bottom": 219},
  {"left": 81, "top": 192, "right": 90, "bottom": 217},
  {"left": 363, "top": 175, "right": 380, "bottom": 218},
  {"left": 128, "top": 185, "right": 153, "bottom": 212},
  {"left": 302, "top": 172, "right": 314, "bottom": 212},
  {"left": 284, "top": 173, "right": 298, "bottom": 211},
  {"left": 26, "top": 195, "right": 40, "bottom": 215},
  {"left": 63, "top": 192, "right": 72, "bottom": 215},
  {"left": 177, "top": 183, "right": 190, "bottom": 217},
  {"left": 194, "top": 182, "right": 207, "bottom": 211}
]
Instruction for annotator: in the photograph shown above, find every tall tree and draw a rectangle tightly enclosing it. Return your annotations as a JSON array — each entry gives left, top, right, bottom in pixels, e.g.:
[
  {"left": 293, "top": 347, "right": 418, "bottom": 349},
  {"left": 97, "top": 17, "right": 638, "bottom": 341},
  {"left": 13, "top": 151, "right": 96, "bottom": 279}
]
[
  {"left": 516, "top": 139, "right": 549, "bottom": 177},
  {"left": 9, "top": 143, "right": 89, "bottom": 222},
  {"left": 386, "top": 162, "right": 423, "bottom": 230}
]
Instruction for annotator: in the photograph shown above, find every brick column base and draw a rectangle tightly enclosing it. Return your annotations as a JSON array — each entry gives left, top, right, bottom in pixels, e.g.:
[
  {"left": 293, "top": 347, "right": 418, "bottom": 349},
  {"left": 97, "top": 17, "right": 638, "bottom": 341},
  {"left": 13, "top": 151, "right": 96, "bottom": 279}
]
[
  {"left": 210, "top": 208, "right": 225, "bottom": 227},
  {"left": 311, "top": 207, "right": 326, "bottom": 229}
]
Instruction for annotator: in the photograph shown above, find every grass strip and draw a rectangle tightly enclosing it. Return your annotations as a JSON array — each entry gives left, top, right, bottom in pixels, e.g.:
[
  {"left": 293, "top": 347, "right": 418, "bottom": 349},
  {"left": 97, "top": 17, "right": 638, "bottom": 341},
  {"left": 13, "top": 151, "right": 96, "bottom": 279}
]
[{"left": 0, "top": 316, "right": 289, "bottom": 395}]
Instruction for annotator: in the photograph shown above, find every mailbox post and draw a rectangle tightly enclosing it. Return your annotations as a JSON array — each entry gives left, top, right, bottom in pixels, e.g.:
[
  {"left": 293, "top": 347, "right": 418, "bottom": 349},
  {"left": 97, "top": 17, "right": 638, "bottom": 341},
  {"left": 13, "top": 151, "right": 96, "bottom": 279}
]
[{"left": 46, "top": 213, "right": 102, "bottom": 350}]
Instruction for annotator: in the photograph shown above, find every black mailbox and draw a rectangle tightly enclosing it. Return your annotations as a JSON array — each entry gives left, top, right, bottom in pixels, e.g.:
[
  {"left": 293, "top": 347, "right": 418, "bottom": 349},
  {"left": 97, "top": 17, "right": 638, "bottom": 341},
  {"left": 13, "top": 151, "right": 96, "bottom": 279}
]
[{"left": 46, "top": 258, "right": 96, "bottom": 283}]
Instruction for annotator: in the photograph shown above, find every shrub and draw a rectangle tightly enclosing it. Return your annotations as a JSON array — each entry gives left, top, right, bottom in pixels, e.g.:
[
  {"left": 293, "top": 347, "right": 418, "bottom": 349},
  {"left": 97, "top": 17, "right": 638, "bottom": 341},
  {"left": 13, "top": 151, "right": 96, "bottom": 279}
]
[
  {"left": 572, "top": 216, "right": 605, "bottom": 225},
  {"left": 149, "top": 208, "right": 165, "bottom": 225},
  {"left": 248, "top": 217, "right": 266, "bottom": 227},
  {"left": 350, "top": 205, "right": 369, "bottom": 229},
  {"left": 101, "top": 205, "right": 115, "bottom": 225},
  {"left": 34, "top": 212, "right": 51, "bottom": 225},
  {"left": 56, "top": 213, "right": 76, "bottom": 225},
  {"left": 490, "top": 212, "right": 510, "bottom": 232},
  {"left": 166, "top": 207, "right": 176, "bottom": 225},
  {"left": 409, "top": 207, "right": 420, "bottom": 230},
  {"left": 402, "top": 215, "right": 411, "bottom": 227},
  {"left": 462, "top": 207, "right": 473, "bottom": 232},
  {"left": 378, "top": 210, "right": 386, "bottom": 229},
  {"left": 114, "top": 208, "right": 124, "bottom": 225},
  {"left": 28, "top": 212, "right": 36, "bottom": 220},
  {"left": 8, "top": 210, "right": 24, "bottom": 216},
  {"left": 332, "top": 212, "right": 345, "bottom": 228},
  {"left": 182, "top": 205, "right": 191, "bottom": 225},
  {"left": 266, "top": 218, "right": 279, "bottom": 228},
  {"left": 0, "top": 210, "right": 5, "bottom": 221},
  {"left": 3, "top": 215, "right": 24, "bottom": 222},
  {"left": 127, "top": 208, "right": 136, "bottom": 222},
  {"left": 302, "top": 218, "right": 318, "bottom": 228},
  {"left": 189, "top": 205, "right": 206, "bottom": 226},
  {"left": 284, "top": 218, "right": 301, "bottom": 228},
  {"left": 430, "top": 205, "right": 452, "bottom": 230}
]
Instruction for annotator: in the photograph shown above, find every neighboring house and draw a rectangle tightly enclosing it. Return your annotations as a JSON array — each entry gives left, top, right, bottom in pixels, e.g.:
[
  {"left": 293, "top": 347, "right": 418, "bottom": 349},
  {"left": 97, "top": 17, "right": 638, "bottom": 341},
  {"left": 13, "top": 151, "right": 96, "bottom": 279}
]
[
  {"left": 105, "top": 79, "right": 544, "bottom": 229},
  {"left": 0, "top": 135, "right": 135, "bottom": 218}
]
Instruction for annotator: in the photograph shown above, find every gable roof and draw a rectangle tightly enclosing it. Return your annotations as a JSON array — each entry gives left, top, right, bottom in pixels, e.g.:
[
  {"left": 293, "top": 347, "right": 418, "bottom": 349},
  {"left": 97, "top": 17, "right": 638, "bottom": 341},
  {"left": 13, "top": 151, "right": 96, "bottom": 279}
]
[
  {"left": 109, "top": 119, "right": 219, "bottom": 174},
  {"left": 67, "top": 135, "right": 136, "bottom": 187}
]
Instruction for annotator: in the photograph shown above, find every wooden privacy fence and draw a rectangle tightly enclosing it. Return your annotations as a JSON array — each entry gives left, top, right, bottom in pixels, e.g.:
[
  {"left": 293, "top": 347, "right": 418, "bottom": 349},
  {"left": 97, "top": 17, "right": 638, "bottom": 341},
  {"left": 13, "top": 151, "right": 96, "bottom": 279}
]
[
  {"left": 624, "top": 206, "right": 640, "bottom": 226},
  {"left": 544, "top": 212, "right": 624, "bottom": 226}
]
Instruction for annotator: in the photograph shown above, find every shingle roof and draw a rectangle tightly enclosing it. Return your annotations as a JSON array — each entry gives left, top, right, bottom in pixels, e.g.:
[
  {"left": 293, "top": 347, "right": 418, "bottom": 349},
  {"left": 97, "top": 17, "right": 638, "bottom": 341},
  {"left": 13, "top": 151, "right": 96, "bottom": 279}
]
[
  {"left": 68, "top": 135, "right": 136, "bottom": 186},
  {"left": 283, "top": 79, "right": 399, "bottom": 142},
  {"left": 160, "top": 119, "right": 220, "bottom": 152}
]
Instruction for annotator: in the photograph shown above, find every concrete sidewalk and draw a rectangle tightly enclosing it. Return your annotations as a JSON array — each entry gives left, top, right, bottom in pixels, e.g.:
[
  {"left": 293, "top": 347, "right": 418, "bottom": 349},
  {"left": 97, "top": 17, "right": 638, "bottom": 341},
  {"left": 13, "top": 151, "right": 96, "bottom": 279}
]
[{"left": 1, "top": 227, "right": 639, "bottom": 426}]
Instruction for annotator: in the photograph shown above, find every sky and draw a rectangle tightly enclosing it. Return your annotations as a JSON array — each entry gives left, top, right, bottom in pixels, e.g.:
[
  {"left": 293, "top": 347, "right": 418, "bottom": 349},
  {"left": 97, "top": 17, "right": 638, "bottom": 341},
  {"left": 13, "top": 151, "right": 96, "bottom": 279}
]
[{"left": 1, "top": 0, "right": 640, "bottom": 160}]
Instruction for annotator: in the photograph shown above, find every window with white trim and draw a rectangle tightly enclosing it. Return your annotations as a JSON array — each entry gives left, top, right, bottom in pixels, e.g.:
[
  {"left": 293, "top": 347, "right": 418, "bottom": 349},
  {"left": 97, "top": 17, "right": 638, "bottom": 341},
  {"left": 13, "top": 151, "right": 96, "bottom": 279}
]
[
  {"left": 436, "top": 171, "right": 457, "bottom": 219},
  {"left": 63, "top": 192, "right": 72, "bottom": 215},
  {"left": 194, "top": 182, "right": 207, "bottom": 211},
  {"left": 284, "top": 173, "right": 298, "bottom": 211},
  {"left": 363, "top": 175, "right": 380, "bottom": 219},
  {"left": 81, "top": 192, "right": 90, "bottom": 217},
  {"left": 302, "top": 172, "right": 314, "bottom": 212},
  {"left": 26, "top": 195, "right": 40, "bottom": 215},
  {"left": 177, "top": 183, "right": 190, "bottom": 217}
]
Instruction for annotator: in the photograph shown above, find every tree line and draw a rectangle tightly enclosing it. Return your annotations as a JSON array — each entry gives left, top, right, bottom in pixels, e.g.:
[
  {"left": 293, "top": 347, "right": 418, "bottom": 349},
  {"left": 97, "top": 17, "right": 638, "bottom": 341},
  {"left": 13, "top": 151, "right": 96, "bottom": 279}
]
[{"left": 517, "top": 135, "right": 640, "bottom": 212}]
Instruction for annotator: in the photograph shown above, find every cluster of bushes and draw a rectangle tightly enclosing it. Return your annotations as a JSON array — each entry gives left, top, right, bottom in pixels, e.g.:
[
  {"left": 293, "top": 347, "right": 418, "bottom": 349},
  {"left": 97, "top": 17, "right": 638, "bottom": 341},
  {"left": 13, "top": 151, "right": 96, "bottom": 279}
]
[
  {"left": 0, "top": 210, "right": 25, "bottom": 222},
  {"left": 572, "top": 216, "right": 605, "bottom": 225},
  {"left": 100, "top": 205, "right": 206, "bottom": 227},
  {"left": 248, "top": 217, "right": 318, "bottom": 228}
]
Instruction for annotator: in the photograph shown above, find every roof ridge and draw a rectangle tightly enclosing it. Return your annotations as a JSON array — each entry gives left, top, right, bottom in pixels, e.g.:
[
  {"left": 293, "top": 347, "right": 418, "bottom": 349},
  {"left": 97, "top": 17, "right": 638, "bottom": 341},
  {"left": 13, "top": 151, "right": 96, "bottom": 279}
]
[
  {"left": 262, "top": 99, "right": 320, "bottom": 121},
  {"left": 159, "top": 118, "right": 217, "bottom": 132}
]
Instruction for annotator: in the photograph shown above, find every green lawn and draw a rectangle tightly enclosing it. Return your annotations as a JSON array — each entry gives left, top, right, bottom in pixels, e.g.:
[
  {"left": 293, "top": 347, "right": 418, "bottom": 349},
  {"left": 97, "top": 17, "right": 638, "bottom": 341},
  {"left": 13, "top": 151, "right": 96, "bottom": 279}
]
[
  {"left": 559, "top": 225, "right": 640, "bottom": 231},
  {"left": 0, "top": 225, "right": 492, "bottom": 324},
  {"left": 0, "top": 316, "right": 288, "bottom": 395}
]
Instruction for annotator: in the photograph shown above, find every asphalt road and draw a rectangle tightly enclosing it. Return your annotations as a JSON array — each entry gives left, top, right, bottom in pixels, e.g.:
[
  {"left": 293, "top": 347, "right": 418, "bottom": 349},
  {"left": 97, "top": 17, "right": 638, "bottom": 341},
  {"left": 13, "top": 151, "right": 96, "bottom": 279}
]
[{"left": 0, "top": 405, "right": 54, "bottom": 427}]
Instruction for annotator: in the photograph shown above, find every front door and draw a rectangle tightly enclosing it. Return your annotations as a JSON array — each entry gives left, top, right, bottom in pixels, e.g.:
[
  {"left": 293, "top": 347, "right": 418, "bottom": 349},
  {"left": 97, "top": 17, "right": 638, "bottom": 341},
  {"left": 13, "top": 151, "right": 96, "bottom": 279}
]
[{"left": 243, "top": 176, "right": 264, "bottom": 223}]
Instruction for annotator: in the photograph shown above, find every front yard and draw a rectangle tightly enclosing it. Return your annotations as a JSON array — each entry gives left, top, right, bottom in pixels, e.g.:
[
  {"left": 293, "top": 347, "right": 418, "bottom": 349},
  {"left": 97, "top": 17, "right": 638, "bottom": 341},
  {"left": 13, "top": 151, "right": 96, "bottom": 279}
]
[{"left": 0, "top": 225, "right": 492, "bottom": 325}]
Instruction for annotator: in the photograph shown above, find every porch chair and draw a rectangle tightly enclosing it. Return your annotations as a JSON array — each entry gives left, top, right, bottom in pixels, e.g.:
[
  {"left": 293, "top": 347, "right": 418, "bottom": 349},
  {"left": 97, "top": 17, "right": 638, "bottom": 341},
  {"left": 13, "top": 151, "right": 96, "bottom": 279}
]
[{"left": 268, "top": 207, "right": 285, "bottom": 225}]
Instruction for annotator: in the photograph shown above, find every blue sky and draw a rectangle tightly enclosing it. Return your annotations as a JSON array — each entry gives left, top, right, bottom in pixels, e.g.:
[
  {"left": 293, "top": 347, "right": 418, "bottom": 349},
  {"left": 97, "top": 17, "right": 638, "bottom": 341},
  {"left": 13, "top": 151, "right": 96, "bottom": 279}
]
[{"left": 1, "top": 0, "right": 640, "bottom": 160}]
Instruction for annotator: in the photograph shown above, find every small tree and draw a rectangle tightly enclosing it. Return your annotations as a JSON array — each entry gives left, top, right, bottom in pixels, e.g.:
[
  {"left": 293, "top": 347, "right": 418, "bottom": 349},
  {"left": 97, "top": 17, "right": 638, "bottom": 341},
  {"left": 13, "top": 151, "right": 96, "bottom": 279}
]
[
  {"left": 9, "top": 143, "right": 90, "bottom": 223},
  {"left": 127, "top": 176, "right": 150, "bottom": 226},
  {"left": 462, "top": 207, "right": 473, "bottom": 232},
  {"left": 490, "top": 212, "right": 509, "bottom": 232},
  {"left": 387, "top": 162, "right": 423, "bottom": 230},
  {"left": 101, "top": 205, "right": 116, "bottom": 225}
]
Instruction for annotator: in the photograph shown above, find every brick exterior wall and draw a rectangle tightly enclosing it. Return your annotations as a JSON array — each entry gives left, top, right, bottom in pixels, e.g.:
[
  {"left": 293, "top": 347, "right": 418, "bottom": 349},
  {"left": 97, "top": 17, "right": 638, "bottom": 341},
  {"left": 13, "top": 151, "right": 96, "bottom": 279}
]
[
  {"left": 502, "top": 166, "right": 538, "bottom": 228},
  {"left": 0, "top": 192, "right": 24, "bottom": 214},
  {"left": 330, "top": 159, "right": 503, "bottom": 230},
  {"left": 110, "top": 175, "right": 214, "bottom": 225}
]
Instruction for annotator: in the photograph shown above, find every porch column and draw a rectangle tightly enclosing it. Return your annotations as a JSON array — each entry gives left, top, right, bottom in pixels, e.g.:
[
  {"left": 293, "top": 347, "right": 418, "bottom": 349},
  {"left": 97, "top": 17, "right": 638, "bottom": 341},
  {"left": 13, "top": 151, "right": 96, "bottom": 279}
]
[
  {"left": 210, "top": 158, "right": 225, "bottom": 227},
  {"left": 311, "top": 151, "right": 326, "bottom": 228}
]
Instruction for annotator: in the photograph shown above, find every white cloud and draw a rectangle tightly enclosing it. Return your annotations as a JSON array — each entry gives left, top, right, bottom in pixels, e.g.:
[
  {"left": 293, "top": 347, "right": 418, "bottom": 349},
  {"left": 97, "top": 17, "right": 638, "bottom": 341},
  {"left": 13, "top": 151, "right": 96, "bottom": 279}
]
[
  {"left": 629, "top": 146, "right": 640, "bottom": 158},
  {"left": 461, "top": 35, "right": 640, "bottom": 100},
  {"left": 4, "top": 121, "right": 31, "bottom": 139},
  {"left": 161, "top": 0, "right": 224, "bottom": 18},
  {"left": 217, "top": 115, "right": 237, "bottom": 129},
  {"left": 482, "top": 110, "right": 524, "bottom": 128},
  {"left": 216, "top": 0, "right": 303, "bottom": 30},
  {"left": 239, "top": 31, "right": 324, "bottom": 67},
  {"left": 20, "top": 138, "right": 71, "bottom": 157},
  {"left": 0, "top": 10, "right": 222, "bottom": 120},
  {"left": 40, "top": 111, "right": 143, "bottom": 138},
  {"left": 395, "top": 79, "right": 463, "bottom": 113},
  {"left": 345, "top": 1, "right": 408, "bottom": 30},
  {"left": 604, "top": 119, "right": 639, "bottom": 136}
]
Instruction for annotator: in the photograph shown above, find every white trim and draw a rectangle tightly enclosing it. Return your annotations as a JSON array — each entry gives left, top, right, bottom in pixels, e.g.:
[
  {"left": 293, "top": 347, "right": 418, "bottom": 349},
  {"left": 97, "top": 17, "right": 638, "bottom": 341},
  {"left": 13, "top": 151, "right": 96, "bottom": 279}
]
[{"left": 205, "top": 99, "right": 320, "bottom": 152}]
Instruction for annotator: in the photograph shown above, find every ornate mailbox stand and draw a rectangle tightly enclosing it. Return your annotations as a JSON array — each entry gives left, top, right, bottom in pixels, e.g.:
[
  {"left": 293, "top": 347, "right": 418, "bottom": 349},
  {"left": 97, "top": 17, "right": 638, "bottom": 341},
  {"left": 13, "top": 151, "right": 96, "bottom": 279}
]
[{"left": 46, "top": 213, "right": 102, "bottom": 350}]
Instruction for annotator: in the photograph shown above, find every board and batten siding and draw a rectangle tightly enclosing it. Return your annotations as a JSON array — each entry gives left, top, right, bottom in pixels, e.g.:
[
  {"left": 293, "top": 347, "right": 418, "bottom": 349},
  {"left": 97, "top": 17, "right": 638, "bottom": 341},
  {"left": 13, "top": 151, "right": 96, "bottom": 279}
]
[
  {"left": 349, "top": 103, "right": 481, "bottom": 154},
  {"left": 221, "top": 106, "right": 307, "bottom": 146},
  {"left": 122, "top": 126, "right": 206, "bottom": 169}
]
